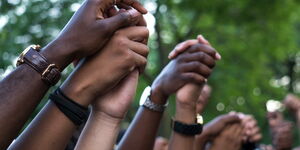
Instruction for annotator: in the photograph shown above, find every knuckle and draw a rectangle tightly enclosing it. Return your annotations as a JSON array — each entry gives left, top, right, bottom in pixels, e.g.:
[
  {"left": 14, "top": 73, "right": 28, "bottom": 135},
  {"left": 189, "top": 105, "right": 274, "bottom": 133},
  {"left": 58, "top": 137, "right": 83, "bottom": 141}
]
[
  {"left": 118, "top": 12, "right": 130, "bottom": 23},
  {"left": 198, "top": 52, "right": 205, "bottom": 60},
  {"left": 123, "top": 50, "right": 133, "bottom": 62},
  {"left": 116, "top": 37, "right": 128, "bottom": 47},
  {"left": 177, "top": 55, "right": 186, "bottom": 62},
  {"left": 114, "top": 29, "right": 125, "bottom": 37}
]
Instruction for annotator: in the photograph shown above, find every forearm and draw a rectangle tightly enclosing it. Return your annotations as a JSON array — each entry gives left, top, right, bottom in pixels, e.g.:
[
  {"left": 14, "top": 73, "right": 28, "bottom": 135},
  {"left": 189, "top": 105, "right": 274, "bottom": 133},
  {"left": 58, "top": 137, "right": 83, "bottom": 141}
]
[
  {"left": 169, "top": 105, "right": 197, "bottom": 150},
  {"left": 75, "top": 111, "right": 122, "bottom": 150},
  {"left": 118, "top": 88, "right": 167, "bottom": 150},
  {"left": 0, "top": 43, "right": 72, "bottom": 149},
  {"left": 8, "top": 101, "right": 78, "bottom": 150},
  {"left": 118, "top": 107, "right": 164, "bottom": 150},
  {"left": 0, "top": 65, "right": 49, "bottom": 149},
  {"left": 169, "top": 84, "right": 203, "bottom": 150}
]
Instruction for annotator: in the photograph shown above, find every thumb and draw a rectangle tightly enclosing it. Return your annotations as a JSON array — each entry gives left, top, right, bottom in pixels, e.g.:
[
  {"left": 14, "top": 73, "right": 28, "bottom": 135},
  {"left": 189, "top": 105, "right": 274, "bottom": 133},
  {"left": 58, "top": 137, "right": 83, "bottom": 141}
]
[
  {"left": 100, "top": 9, "right": 141, "bottom": 34},
  {"left": 117, "top": 70, "right": 139, "bottom": 98}
]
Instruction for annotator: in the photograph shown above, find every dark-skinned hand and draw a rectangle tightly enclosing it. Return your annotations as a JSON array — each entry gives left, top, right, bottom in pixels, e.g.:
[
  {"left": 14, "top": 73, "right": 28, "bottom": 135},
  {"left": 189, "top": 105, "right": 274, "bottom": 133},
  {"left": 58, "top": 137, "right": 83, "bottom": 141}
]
[
  {"left": 42, "top": 0, "right": 147, "bottom": 69},
  {"left": 151, "top": 39, "right": 218, "bottom": 103}
]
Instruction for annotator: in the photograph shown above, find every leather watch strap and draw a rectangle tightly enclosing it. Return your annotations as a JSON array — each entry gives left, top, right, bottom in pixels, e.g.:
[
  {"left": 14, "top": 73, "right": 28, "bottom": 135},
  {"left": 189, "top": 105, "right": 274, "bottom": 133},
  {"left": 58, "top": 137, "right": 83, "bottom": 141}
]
[{"left": 18, "top": 46, "right": 61, "bottom": 86}]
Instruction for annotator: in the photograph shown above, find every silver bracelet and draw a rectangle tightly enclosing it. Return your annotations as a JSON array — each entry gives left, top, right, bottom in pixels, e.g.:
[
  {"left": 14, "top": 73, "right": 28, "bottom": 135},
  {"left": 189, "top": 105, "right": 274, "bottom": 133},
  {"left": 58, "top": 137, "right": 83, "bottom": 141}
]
[
  {"left": 140, "top": 86, "right": 168, "bottom": 112},
  {"left": 143, "top": 96, "right": 167, "bottom": 112}
]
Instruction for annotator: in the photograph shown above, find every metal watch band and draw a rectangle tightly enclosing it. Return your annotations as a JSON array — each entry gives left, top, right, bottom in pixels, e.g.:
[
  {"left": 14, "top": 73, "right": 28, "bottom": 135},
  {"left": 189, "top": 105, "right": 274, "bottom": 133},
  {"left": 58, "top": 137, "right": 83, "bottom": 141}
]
[
  {"left": 142, "top": 96, "right": 167, "bottom": 112},
  {"left": 171, "top": 118, "right": 203, "bottom": 136},
  {"left": 17, "top": 45, "right": 61, "bottom": 86}
]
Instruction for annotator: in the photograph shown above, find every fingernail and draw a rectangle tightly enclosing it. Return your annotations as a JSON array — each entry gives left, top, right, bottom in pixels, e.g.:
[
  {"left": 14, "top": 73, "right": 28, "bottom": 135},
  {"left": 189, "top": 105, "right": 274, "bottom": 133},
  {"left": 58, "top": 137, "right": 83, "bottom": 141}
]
[
  {"left": 128, "top": 9, "right": 140, "bottom": 18},
  {"left": 197, "top": 34, "right": 209, "bottom": 44},
  {"left": 168, "top": 52, "right": 174, "bottom": 59},
  {"left": 215, "top": 53, "right": 222, "bottom": 60}
]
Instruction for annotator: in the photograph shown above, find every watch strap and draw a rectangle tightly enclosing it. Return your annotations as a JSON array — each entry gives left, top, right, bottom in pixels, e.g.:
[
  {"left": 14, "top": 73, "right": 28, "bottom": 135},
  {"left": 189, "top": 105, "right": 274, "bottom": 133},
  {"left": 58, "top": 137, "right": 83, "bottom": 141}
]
[
  {"left": 171, "top": 118, "right": 203, "bottom": 136},
  {"left": 19, "top": 46, "right": 61, "bottom": 85},
  {"left": 142, "top": 96, "right": 166, "bottom": 112},
  {"left": 49, "top": 88, "right": 89, "bottom": 126}
]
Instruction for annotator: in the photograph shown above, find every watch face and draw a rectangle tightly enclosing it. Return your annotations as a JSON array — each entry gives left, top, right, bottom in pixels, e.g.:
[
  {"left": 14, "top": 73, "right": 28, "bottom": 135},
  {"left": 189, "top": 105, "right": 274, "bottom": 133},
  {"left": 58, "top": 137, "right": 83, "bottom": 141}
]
[{"left": 139, "top": 86, "right": 151, "bottom": 106}]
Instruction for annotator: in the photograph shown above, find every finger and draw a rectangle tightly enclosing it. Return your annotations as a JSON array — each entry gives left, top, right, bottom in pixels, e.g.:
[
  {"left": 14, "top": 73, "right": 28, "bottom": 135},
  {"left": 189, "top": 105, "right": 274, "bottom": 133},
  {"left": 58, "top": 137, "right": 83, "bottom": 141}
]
[
  {"left": 182, "top": 73, "right": 207, "bottom": 85},
  {"left": 220, "top": 114, "right": 241, "bottom": 125},
  {"left": 128, "top": 40, "right": 149, "bottom": 57},
  {"left": 250, "top": 133, "right": 262, "bottom": 142},
  {"left": 137, "top": 16, "right": 147, "bottom": 27},
  {"left": 168, "top": 40, "right": 198, "bottom": 59},
  {"left": 116, "top": 2, "right": 146, "bottom": 27},
  {"left": 99, "top": 9, "right": 142, "bottom": 33},
  {"left": 181, "top": 62, "right": 212, "bottom": 78},
  {"left": 197, "top": 35, "right": 221, "bottom": 60},
  {"left": 119, "top": 0, "right": 148, "bottom": 14},
  {"left": 120, "top": 26, "right": 149, "bottom": 41},
  {"left": 180, "top": 52, "right": 215, "bottom": 68},
  {"left": 117, "top": 2, "right": 132, "bottom": 10},
  {"left": 117, "top": 69, "right": 139, "bottom": 97},
  {"left": 232, "top": 124, "right": 243, "bottom": 136},
  {"left": 116, "top": 5, "right": 146, "bottom": 27},
  {"left": 132, "top": 51, "right": 147, "bottom": 73},
  {"left": 197, "top": 35, "right": 210, "bottom": 45},
  {"left": 188, "top": 44, "right": 218, "bottom": 59}
]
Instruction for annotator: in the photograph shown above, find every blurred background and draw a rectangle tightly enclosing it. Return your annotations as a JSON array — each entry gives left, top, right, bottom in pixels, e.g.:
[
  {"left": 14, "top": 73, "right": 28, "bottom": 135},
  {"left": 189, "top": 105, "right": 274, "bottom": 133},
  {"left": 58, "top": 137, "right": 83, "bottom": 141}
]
[{"left": 1, "top": 0, "right": 300, "bottom": 145}]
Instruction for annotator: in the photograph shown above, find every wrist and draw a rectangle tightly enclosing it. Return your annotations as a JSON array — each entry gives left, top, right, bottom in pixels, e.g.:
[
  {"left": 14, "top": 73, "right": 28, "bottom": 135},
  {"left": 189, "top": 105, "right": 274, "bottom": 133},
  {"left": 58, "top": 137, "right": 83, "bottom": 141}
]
[
  {"left": 91, "top": 111, "right": 123, "bottom": 126},
  {"left": 41, "top": 40, "right": 75, "bottom": 70},
  {"left": 150, "top": 85, "right": 169, "bottom": 105},
  {"left": 175, "top": 104, "right": 196, "bottom": 124},
  {"left": 60, "top": 82, "right": 94, "bottom": 107}
]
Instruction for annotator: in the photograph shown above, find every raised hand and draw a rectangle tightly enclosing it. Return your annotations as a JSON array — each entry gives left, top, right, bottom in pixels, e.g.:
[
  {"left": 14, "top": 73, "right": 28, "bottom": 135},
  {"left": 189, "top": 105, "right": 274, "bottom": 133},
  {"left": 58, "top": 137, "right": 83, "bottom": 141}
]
[
  {"left": 196, "top": 85, "right": 212, "bottom": 114},
  {"left": 92, "top": 70, "right": 139, "bottom": 119},
  {"left": 203, "top": 114, "right": 241, "bottom": 139},
  {"left": 240, "top": 114, "right": 262, "bottom": 143},
  {"left": 42, "top": 0, "right": 146, "bottom": 69},
  {"left": 61, "top": 25, "right": 149, "bottom": 107},
  {"left": 151, "top": 37, "right": 217, "bottom": 104},
  {"left": 175, "top": 35, "right": 219, "bottom": 116},
  {"left": 272, "top": 121, "right": 293, "bottom": 150},
  {"left": 168, "top": 35, "right": 221, "bottom": 60},
  {"left": 209, "top": 123, "right": 244, "bottom": 150},
  {"left": 194, "top": 114, "right": 241, "bottom": 150},
  {"left": 74, "top": 70, "right": 140, "bottom": 150}
]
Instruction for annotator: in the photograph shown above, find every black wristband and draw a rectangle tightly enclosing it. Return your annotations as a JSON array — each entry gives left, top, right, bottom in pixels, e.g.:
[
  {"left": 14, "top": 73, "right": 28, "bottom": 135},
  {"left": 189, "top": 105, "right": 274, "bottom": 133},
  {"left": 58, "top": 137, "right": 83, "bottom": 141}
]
[
  {"left": 171, "top": 118, "right": 203, "bottom": 136},
  {"left": 49, "top": 88, "right": 89, "bottom": 126}
]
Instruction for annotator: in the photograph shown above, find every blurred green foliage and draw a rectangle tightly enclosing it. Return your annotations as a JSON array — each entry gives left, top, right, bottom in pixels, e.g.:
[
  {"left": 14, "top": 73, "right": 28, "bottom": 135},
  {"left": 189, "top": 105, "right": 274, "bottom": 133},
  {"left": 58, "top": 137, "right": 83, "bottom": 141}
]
[{"left": 1, "top": 0, "right": 300, "bottom": 146}]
